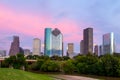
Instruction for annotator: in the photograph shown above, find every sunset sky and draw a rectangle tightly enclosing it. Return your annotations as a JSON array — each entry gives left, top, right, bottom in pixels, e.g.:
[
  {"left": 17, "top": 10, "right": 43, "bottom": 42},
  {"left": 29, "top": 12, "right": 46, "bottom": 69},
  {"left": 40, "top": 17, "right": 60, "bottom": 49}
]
[{"left": 0, "top": 0, "right": 120, "bottom": 55}]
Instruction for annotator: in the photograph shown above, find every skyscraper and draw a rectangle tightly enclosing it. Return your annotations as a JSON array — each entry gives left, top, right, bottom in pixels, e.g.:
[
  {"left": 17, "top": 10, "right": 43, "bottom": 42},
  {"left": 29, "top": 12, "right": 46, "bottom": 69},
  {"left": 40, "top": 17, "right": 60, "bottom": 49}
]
[
  {"left": 0, "top": 50, "right": 6, "bottom": 57},
  {"left": 44, "top": 28, "right": 63, "bottom": 57},
  {"left": 67, "top": 43, "right": 74, "bottom": 55},
  {"left": 83, "top": 28, "right": 93, "bottom": 54},
  {"left": 67, "top": 43, "right": 74, "bottom": 58},
  {"left": 103, "top": 32, "right": 115, "bottom": 55},
  {"left": 99, "top": 45, "right": 102, "bottom": 56},
  {"left": 9, "top": 36, "right": 20, "bottom": 56},
  {"left": 80, "top": 40, "right": 84, "bottom": 54},
  {"left": 44, "top": 28, "right": 52, "bottom": 56},
  {"left": 51, "top": 28, "right": 63, "bottom": 57},
  {"left": 33, "top": 38, "right": 41, "bottom": 55},
  {"left": 94, "top": 45, "right": 99, "bottom": 56},
  {"left": 24, "top": 49, "right": 30, "bottom": 56}
]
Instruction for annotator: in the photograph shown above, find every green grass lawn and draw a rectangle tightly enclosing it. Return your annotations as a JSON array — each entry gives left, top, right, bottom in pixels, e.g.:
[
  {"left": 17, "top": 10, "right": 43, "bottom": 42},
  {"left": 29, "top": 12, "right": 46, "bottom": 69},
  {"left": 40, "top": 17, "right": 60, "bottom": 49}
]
[{"left": 0, "top": 68, "right": 54, "bottom": 80}]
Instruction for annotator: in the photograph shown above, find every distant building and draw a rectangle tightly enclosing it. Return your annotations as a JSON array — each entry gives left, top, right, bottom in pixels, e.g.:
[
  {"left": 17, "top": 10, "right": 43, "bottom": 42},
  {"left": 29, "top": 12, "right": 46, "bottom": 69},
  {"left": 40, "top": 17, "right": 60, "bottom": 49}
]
[
  {"left": 0, "top": 50, "right": 6, "bottom": 57},
  {"left": 80, "top": 40, "right": 84, "bottom": 54},
  {"left": 33, "top": 38, "right": 41, "bottom": 55},
  {"left": 24, "top": 49, "right": 31, "bottom": 56},
  {"left": 83, "top": 28, "right": 93, "bottom": 54},
  {"left": 103, "top": 32, "right": 115, "bottom": 55},
  {"left": 67, "top": 43, "right": 74, "bottom": 57},
  {"left": 19, "top": 47, "right": 24, "bottom": 54},
  {"left": 44, "top": 28, "right": 63, "bottom": 57},
  {"left": 51, "top": 28, "right": 63, "bottom": 57},
  {"left": 44, "top": 28, "right": 52, "bottom": 56},
  {"left": 99, "top": 45, "right": 102, "bottom": 56},
  {"left": 94, "top": 45, "right": 99, "bottom": 56},
  {"left": 67, "top": 43, "right": 74, "bottom": 58},
  {"left": 9, "top": 36, "right": 20, "bottom": 56}
]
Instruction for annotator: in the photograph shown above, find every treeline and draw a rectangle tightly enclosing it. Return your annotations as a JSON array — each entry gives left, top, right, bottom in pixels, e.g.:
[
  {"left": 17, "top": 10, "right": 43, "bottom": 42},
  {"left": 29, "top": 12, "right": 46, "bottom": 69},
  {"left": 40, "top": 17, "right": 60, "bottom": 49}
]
[{"left": 1, "top": 53, "right": 120, "bottom": 77}]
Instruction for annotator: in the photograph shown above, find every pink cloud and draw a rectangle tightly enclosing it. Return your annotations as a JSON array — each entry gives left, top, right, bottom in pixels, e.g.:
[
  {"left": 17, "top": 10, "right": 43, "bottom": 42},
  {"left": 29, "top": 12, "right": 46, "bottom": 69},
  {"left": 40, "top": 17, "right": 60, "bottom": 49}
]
[{"left": 0, "top": 5, "right": 84, "bottom": 42}]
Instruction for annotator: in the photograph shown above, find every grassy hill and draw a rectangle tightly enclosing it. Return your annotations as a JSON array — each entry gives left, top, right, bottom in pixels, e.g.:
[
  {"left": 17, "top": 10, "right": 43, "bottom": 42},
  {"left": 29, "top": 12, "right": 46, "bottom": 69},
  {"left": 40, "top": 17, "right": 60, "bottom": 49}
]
[{"left": 0, "top": 68, "right": 53, "bottom": 80}]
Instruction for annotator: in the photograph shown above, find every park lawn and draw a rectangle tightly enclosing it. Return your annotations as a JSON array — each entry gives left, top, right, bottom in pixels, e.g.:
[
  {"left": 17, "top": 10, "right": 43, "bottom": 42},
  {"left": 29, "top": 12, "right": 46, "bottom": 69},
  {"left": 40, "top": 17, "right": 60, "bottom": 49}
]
[{"left": 0, "top": 68, "right": 53, "bottom": 80}]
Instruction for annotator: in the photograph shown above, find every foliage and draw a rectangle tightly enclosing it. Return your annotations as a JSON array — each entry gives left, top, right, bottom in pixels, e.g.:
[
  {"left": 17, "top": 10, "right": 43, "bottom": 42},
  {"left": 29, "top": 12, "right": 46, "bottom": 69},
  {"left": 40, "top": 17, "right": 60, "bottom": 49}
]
[
  {"left": 2, "top": 53, "right": 120, "bottom": 77},
  {"left": 40, "top": 60, "right": 60, "bottom": 72},
  {"left": 61, "top": 60, "right": 76, "bottom": 74},
  {"left": 29, "top": 59, "right": 45, "bottom": 71},
  {"left": 62, "top": 56, "right": 70, "bottom": 60},
  {"left": 4, "top": 53, "right": 26, "bottom": 69},
  {"left": 50, "top": 55, "right": 62, "bottom": 61},
  {"left": 98, "top": 54, "right": 120, "bottom": 77}
]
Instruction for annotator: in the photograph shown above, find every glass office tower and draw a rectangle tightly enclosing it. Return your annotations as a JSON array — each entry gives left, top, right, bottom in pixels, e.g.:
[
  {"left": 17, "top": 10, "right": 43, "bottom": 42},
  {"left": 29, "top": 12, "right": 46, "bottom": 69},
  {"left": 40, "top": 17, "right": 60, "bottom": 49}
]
[
  {"left": 103, "top": 32, "right": 115, "bottom": 55},
  {"left": 51, "top": 28, "right": 63, "bottom": 57},
  {"left": 44, "top": 28, "right": 52, "bottom": 56}
]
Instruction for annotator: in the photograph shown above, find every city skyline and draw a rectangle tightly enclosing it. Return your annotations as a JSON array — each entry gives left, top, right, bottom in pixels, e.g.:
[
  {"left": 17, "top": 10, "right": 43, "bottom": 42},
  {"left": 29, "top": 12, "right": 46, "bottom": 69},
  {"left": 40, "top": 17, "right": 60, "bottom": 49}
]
[{"left": 0, "top": 0, "right": 120, "bottom": 54}]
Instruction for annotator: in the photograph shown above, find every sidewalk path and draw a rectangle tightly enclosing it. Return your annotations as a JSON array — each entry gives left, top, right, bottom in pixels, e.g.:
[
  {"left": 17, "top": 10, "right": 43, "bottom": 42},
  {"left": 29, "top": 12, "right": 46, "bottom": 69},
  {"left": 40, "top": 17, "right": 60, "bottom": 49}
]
[{"left": 51, "top": 74, "right": 98, "bottom": 80}]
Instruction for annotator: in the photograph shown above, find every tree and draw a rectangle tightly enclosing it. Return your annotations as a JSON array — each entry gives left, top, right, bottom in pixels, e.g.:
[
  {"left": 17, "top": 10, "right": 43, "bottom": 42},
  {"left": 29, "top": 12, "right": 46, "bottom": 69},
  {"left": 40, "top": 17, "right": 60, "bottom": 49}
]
[
  {"left": 62, "top": 56, "right": 70, "bottom": 60},
  {"left": 61, "top": 60, "right": 76, "bottom": 74},
  {"left": 50, "top": 55, "right": 62, "bottom": 61},
  {"left": 4, "top": 53, "right": 26, "bottom": 69},
  {"left": 99, "top": 54, "right": 120, "bottom": 77},
  {"left": 40, "top": 60, "right": 60, "bottom": 72}
]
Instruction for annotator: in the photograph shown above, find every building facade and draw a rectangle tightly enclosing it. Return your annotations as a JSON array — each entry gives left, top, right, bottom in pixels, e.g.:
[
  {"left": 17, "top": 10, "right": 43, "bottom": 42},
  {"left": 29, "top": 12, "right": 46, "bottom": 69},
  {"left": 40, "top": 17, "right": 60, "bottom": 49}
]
[
  {"left": 99, "top": 45, "right": 102, "bottom": 56},
  {"left": 44, "top": 28, "right": 52, "bottom": 56},
  {"left": 44, "top": 28, "right": 63, "bottom": 57},
  {"left": 67, "top": 43, "right": 74, "bottom": 54},
  {"left": 67, "top": 43, "right": 74, "bottom": 58},
  {"left": 83, "top": 28, "right": 93, "bottom": 54},
  {"left": 51, "top": 28, "right": 63, "bottom": 57},
  {"left": 33, "top": 38, "right": 41, "bottom": 55},
  {"left": 103, "top": 32, "right": 115, "bottom": 55},
  {"left": 24, "top": 49, "right": 31, "bottom": 56},
  {"left": 0, "top": 50, "right": 6, "bottom": 57},
  {"left": 80, "top": 40, "right": 84, "bottom": 54},
  {"left": 94, "top": 45, "right": 99, "bottom": 56},
  {"left": 9, "top": 36, "right": 20, "bottom": 56}
]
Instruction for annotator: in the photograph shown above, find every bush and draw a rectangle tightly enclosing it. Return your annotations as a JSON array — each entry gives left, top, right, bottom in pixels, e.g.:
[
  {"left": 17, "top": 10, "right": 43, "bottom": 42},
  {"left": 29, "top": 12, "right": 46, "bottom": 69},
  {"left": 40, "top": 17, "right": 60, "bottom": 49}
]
[
  {"left": 61, "top": 60, "right": 76, "bottom": 74},
  {"left": 76, "top": 63, "right": 87, "bottom": 74},
  {"left": 41, "top": 60, "right": 60, "bottom": 72},
  {"left": 98, "top": 54, "right": 120, "bottom": 77},
  {"left": 4, "top": 54, "right": 26, "bottom": 69}
]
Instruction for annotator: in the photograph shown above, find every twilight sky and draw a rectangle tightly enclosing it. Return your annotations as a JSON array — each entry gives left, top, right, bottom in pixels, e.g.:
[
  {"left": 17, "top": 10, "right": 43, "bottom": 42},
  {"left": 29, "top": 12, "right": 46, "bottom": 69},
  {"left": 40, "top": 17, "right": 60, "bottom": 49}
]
[{"left": 0, "top": 0, "right": 120, "bottom": 55}]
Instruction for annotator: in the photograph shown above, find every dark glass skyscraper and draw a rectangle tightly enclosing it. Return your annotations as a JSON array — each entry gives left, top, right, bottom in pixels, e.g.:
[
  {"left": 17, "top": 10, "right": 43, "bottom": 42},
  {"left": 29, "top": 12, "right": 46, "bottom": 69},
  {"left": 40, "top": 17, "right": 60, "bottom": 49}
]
[
  {"left": 44, "top": 28, "right": 52, "bottom": 56},
  {"left": 9, "top": 36, "right": 20, "bottom": 56},
  {"left": 94, "top": 45, "right": 98, "bottom": 56},
  {"left": 83, "top": 28, "right": 93, "bottom": 54},
  {"left": 80, "top": 40, "right": 84, "bottom": 54}
]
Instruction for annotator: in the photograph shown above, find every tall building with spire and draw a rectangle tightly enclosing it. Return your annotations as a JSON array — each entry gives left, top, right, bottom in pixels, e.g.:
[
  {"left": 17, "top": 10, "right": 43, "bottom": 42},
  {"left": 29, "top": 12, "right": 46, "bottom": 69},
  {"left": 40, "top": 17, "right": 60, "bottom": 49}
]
[
  {"left": 9, "top": 36, "right": 20, "bottom": 56},
  {"left": 83, "top": 28, "right": 93, "bottom": 54}
]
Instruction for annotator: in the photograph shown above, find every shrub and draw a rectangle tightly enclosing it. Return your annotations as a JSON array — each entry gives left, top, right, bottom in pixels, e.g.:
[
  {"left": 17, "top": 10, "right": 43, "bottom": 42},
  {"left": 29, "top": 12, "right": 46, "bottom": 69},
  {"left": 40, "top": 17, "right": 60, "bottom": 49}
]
[
  {"left": 61, "top": 60, "right": 76, "bottom": 74},
  {"left": 41, "top": 60, "right": 60, "bottom": 72}
]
